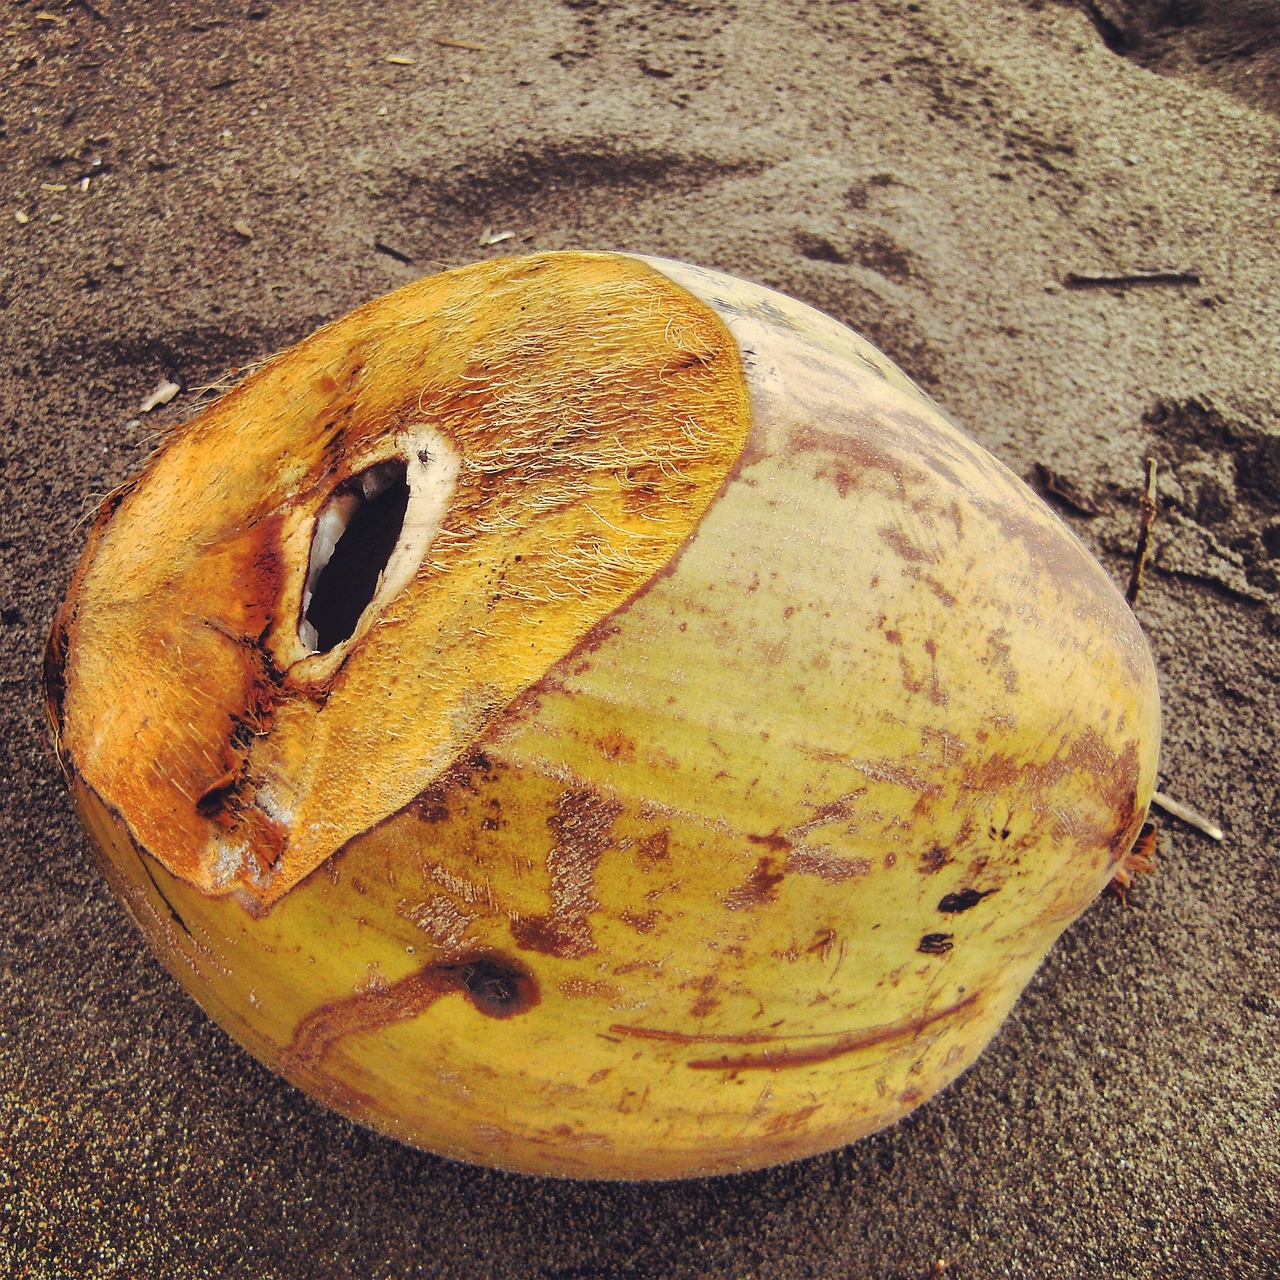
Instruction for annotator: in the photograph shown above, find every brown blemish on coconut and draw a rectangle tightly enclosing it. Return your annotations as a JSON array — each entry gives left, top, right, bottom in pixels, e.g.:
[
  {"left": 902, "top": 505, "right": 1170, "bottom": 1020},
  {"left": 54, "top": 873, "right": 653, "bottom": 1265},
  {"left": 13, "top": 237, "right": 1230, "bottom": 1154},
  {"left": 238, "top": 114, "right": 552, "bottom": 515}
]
[
  {"left": 286, "top": 950, "right": 538, "bottom": 1071},
  {"left": 857, "top": 758, "right": 947, "bottom": 799},
  {"left": 595, "top": 728, "right": 636, "bottom": 762},
  {"left": 890, "top": 635, "right": 948, "bottom": 708},
  {"left": 983, "top": 627, "right": 1020, "bottom": 696},
  {"left": 684, "top": 972, "right": 721, "bottom": 1018},
  {"left": 723, "top": 855, "right": 787, "bottom": 910},
  {"left": 787, "top": 424, "right": 924, "bottom": 504},
  {"left": 634, "top": 829, "right": 670, "bottom": 868},
  {"left": 763, "top": 1104, "right": 826, "bottom": 1133},
  {"left": 1102, "top": 740, "right": 1145, "bottom": 865},
  {"left": 919, "top": 845, "right": 951, "bottom": 874},
  {"left": 808, "top": 928, "right": 837, "bottom": 959},
  {"left": 878, "top": 524, "right": 934, "bottom": 564},
  {"left": 983, "top": 495, "right": 1130, "bottom": 620},
  {"left": 620, "top": 908, "right": 660, "bottom": 934},
  {"left": 876, "top": 407, "right": 984, "bottom": 492},
  {"left": 611, "top": 957, "right": 666, "bottom": 978},
  {"left": 896, "top": 648, "right": 925, "bottom": 699},
  {"left": 787, "top": 846, "right": 872, "bottom": 881},
  {"left": 664, "top": 992, "right": 981, "bottom": 1071},
  {"left": 968, "top": 752, "right": 1024, "bottom": 794},
  {"left": 923, "top": 637, "right": 947, "bottom": 706},
  {"left": 609, "top": 1023, "right": 780, "bottom": 1047},
  {"left": 903, "top": 567, "right": 960, "bottom": 609},
  {"left": 955, "top": 727, "right": 1144, "bottom": 873},
  {"left": 403, "top": 895, "right": 474, "bottom": 950},
  {"left": 793, "top": 791, "right": 867, "bottom": 834},
  {"left": 1063, "top": 725, "right": 1118, "bottom": 777},
  {"left": 746, "top": 830, "right": 792, "bottom": 852},
  {"left": 797, "top": 380, "right": 1150, "bottom": 694},
  {"left": 920, "top": 723, "right": 968, "bottom": 765},
  {"left": 409, "top": 751, "right": 502, "bottom": 825},
  {"left": 560, "top": 977, "right": 620, "bottom": 1000},
  {"left": 510, "top": 787, "right": 622, "bottom": 959}
]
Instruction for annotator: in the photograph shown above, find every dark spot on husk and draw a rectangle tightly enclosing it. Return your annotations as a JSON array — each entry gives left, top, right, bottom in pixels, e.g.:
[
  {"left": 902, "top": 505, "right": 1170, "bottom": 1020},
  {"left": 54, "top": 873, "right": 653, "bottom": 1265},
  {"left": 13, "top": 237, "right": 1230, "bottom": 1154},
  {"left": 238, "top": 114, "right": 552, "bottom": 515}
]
[
  {"left": 194, "top": 771, "right": 244, "bottom": 820},
  {"left": 409, "top": 750, "right": 501, "bottom": 824},
  {"left": 787, "top": 847, "right": 871, "bottom": 881},
  {"left": 620, "top": 908, "right": 658, "bottom": 934},
  {"left": 983, "top": 495, "right": 1149, "bottom": 678},
  {"left": 919, "top": 844, "right": 951, "bottom": 874},
  {"left": 747, "top": 831, "right": 792, "bottom": 852},
  {"left": 1101, "top": 739, "right": 1144, "bottom": 865},
  {"left": 286, "top": 949, "right": 538, "bottom": 1071},
  {"left": 788, "top": 424, "right": 922, "bottom": 500},
  {"left": 878, "top": 524, "right": 933, "bottom": 563},
  {"left": 447, "top": 955, "right": 537, "bottom": 1017},
  {"left": 510, "top": 914, "right": 587, "bottom": 957},
  {"left": 686, "top": 972, "right": 720, "bottom": 1018},
  {"left": 918, "top": 933, "right": 954, "bottom": 955},
  {"left": 938, "top": 888, "right": 997, "bottom": 913},
  {"left": 93, "top": 476, "right": 139, "bottom": 527}
]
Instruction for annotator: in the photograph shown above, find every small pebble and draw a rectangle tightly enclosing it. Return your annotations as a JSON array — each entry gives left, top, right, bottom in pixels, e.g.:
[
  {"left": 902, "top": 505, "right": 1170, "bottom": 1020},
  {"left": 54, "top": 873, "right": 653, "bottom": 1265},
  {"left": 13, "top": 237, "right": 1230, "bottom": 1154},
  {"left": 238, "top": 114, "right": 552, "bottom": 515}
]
[{"left": 140, "top": 380, "right": 182, "bottom": 413}]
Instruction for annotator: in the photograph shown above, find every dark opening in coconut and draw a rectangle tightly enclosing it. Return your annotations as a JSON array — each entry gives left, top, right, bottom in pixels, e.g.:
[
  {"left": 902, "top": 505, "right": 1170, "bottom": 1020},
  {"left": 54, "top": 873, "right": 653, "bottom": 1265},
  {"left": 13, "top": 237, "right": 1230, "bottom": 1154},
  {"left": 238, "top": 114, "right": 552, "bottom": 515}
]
[{"left": 302, "top": 459, "right": 411, "bottom": 652}]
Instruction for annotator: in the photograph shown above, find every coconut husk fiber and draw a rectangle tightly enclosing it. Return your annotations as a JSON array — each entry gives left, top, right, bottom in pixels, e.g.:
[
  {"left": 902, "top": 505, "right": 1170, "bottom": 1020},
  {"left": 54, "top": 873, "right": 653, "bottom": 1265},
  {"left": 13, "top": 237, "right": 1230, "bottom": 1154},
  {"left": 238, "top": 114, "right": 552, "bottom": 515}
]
[{"left": 2, "top": 1, "right": 1277, "bottom": 1277}]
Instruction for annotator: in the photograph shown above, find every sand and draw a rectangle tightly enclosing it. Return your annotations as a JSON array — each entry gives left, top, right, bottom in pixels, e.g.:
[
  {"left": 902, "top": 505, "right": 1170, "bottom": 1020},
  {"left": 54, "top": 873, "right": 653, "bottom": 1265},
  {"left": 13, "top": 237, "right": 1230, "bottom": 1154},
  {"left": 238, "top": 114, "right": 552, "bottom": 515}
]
[{"left": 2, "top": 1, "right": 1278, "bottom": 1276}]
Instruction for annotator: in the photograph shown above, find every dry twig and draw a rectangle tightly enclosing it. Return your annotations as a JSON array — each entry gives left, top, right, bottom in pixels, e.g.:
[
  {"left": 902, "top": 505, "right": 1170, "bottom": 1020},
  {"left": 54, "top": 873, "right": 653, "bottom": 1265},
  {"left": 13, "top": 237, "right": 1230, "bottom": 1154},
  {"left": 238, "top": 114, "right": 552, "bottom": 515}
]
[
  {"left": 1126, "top": 456, "right": 1158, "bottom": 608},
  {"left": 1064, "top": 270, "right": 1201, "bottom": 289},
  {"left": 1152, "top": 791, "right": 1225, "bottom": 841}
]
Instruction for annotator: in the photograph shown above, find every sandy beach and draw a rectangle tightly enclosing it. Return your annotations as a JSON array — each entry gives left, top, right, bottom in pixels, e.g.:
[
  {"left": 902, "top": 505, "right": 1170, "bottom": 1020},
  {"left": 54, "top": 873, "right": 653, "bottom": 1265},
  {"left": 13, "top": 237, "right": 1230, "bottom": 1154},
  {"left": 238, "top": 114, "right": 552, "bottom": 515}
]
[{"left": 3, "top": 1, "right": 1278, "bottom": 1276}]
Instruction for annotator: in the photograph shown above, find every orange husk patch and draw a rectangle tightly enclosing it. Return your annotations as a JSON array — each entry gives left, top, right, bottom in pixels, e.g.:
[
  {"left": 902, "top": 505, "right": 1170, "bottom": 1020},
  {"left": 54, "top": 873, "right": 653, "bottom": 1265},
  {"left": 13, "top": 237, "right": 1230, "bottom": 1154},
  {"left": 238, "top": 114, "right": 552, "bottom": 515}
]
[{"left": 53, "top": 252, "right": 752, "bottom": 906}]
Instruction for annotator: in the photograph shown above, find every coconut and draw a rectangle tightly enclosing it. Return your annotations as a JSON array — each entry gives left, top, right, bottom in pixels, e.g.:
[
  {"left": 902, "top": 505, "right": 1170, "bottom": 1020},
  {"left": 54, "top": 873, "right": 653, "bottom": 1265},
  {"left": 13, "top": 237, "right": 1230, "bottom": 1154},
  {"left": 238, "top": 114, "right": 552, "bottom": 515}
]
[{"left": 45, "top": 252, "right": 1160, "bottom": 1179}]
